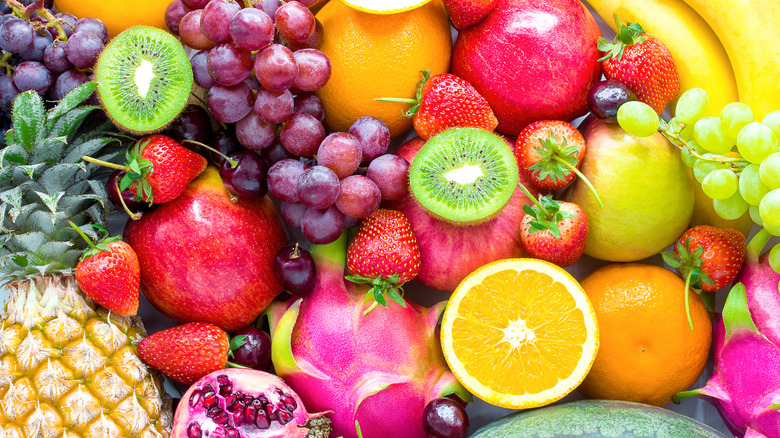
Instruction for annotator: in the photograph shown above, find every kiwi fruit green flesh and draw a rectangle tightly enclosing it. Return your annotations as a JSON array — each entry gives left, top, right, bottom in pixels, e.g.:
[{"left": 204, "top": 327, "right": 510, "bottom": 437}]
[
  {"left": 95, "top": 25, "right": 193, "bottom": 134},
  {"left": 409, "top": 127, "right": 519, "bottom": 224}
]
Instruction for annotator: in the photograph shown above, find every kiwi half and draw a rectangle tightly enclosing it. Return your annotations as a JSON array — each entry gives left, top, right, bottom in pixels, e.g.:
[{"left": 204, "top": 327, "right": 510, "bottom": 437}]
[
  {"left": 409, "top": 128, "right": 518, "bottom": 224},
  {"left": 95, "top": 25, "right": 193, "bottom": 134}
]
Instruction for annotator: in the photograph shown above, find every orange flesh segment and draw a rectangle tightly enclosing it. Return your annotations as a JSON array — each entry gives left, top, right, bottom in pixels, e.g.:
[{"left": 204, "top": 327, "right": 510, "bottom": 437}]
[{"left": 451, "top": 268, "right": 587, "bottom": 395}]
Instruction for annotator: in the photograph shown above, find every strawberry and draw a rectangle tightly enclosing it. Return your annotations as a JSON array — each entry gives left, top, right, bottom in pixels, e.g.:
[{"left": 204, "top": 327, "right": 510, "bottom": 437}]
[
  {"left": 137, "top": 322, "right": 230, "bottom": 385},
  {"left": 72, "top": 222, "right": 140, "bottom": 316},
  {"left": 377, "top": 71, "right": 498, "bottom": 140},
  {"left": 517, "top": 185, "right": 588, "bottom": 267},
  {"left": 346, "top": 209, "right": 421, "bottom": 312},
  {"left": 662, "top": 225, "right": 746, "bottom": 329},
  {"left": 597, "top": 16, "right": 680, "bottom": 115},
  {"left": 444, "top": 0, "right": 497, "bottom": 30}
]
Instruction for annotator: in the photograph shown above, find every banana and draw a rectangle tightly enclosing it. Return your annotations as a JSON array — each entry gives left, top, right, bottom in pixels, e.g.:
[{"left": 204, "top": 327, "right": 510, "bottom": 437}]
[
  {"left": 678, "top": 0, "right": 780, "bottom": 119},
  {"left": 584, "top": 0, "right": 738, "bottom": 117}
]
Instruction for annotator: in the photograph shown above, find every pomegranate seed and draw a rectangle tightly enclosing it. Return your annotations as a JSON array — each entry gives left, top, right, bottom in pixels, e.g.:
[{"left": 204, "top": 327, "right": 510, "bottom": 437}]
[
  {"left": 208, "top": 407, "right": 229, "bottom": 425},
  {"left": 244, "top": 400, "right": 259, "bottom": 424},
  {"left": 217, "top": 375, "right": 233, "bottom": 396},
  {"left": 280, "top": 393, "right": 297, "bottom": 411},
  {"left": 188, "top": 389, "right": 202, "bottom": 407},
  {"left": 265, "top": 404, "right": 278, "bottom": 421},
  {"left": 187, "top": 423, "right": 202, "bottom": 438},
  {"left": 203, "top": 391, "right": 218, "bottom": 408},
  {"left": 278, "top": 409, "right": 294, "bottom": 425},
  {"left": 256, "top": 411, "right": 271, "bottom": 429},
  {"left": 257, "top": 395, "right": 269, "bottom": 407},
  {"left": 224, "top": 394, "right": 237, "bottom": 410},
  {"left": 231, "top": 409, "right": 243, "bottom": 426},
  {"left": 225, "top": 426, "right": 240, "bottom": 438}
]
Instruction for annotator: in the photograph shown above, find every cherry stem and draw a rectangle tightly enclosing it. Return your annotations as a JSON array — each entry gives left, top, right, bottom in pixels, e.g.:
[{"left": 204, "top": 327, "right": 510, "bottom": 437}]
[
  {"left": 182, "top": 139, "right": 239, "bottom": 168},
  {"left": 113, "top": 174, "right": 142, "bottom": 221},
  {"left": 551, "top": 155, "right": 604, "bottom": 207},
  {"left": 67, "top": 220, "right": 96, "bottom": 249},
  {"left": 291, "top": 242, "right": 300, "bottom": 259},
  {"left": 683, "top": 269, "right": 695, "bottom": 330},
  {"left": 82, "top": 155, "right": 131, "bottom": 172},
  {"left": 225, "top": 361, "right": 250, "bottom": 369},
  {"left": 374, "top": 97, "right": 418, "bottom": 104}
]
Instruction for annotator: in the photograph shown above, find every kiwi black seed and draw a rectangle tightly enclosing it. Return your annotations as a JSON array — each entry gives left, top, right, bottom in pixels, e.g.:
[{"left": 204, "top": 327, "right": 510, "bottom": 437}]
[
  {"left": 409, "top": 127, "right": 519, "bottom": 224},
  {"left": 95, "top": 25, "right": 193, "bottom": 134}
]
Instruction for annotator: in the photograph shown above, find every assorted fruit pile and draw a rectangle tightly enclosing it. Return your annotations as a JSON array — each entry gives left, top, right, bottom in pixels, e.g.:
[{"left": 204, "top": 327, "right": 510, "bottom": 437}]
[{"left": 0, "top": 0, "right": 779, "bottom": 437}]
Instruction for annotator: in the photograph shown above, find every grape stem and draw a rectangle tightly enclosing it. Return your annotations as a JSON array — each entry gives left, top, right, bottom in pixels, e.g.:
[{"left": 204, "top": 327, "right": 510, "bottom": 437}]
[
  {"left": 550, "top": 155, "right": 604, "bottom": 207},
  {"left": 5, "top": 0, "right": 69, "bottom": 41},
  {"left": 657, "top": 118, "right": 747, "bottom": 171},
  {"left": 0, "top": 52, "right": 14, "bottom": 76}
]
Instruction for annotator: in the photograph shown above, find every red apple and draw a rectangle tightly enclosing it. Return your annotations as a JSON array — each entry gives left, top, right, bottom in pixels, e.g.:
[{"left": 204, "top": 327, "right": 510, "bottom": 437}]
[
  {"left": 124, "top": 166, "right": 287, "bottom": 332},
  {"left": 452, "top": 0, "right": 601, "bottom": 136},
  {"left": 387, "top": 136, "right": 538, "bottom": 292}
]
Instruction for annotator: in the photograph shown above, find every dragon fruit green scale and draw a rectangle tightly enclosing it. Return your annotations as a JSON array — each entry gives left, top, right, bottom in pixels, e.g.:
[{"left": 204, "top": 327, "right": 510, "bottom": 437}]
[{"left": 266, "top": 233, "right": 471, "bottom": 438}]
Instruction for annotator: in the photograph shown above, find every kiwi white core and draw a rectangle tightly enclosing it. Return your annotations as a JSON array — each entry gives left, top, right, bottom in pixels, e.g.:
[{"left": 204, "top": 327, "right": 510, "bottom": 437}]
[
  {"left": 134, "top": 59, "right": 155, "bottom": 99},
  {"left": 444, "top": 164, "right": 483, "bottom": 185}
]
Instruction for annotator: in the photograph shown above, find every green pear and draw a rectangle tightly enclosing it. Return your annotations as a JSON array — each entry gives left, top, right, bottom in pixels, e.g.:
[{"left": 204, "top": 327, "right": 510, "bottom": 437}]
[{"left": 564, "top": 118, "right": 694, "bottom": 261}]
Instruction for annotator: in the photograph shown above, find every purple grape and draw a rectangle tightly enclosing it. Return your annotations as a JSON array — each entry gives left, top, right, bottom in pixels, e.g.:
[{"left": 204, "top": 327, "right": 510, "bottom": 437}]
[
  {"left": 317, "top": 132, "right": 362, "bottom": 179},
  {"left": 268, "top": 158, "right": 306, "bottom": 202},
  {"left": 200, "top": 0, "right": 241, "bottom": 44},
  {"left": 254, "top": 44, "right": 298, "bottom": 92},
  {"left": 243, "top": 77, "right": 260, "bottom": 92},
  {"left": 335, "top": 175, "right": 381, "bottom": 219},
  {"left": 279, "top": 112, "right": 325, "bottom": 157},
  {"left": 230, "top": 327, "right": 272, "bottom": 371},
  {"left": 343, "top": 214, "right": 361, "bottom": 229},
  {"left": 54, "top": 13, "right": 78, "bottom": 38},
  {"left": 0, "top": 19, "right": 34, "bottom": 53},
  {"left": 230, "top": 8, "right": 274, "bottom": 51},
  {"left": 280, "top": 201, "right": 307, "bottom": 228},
  {"left": 190, "top": 50, "right": 215, "bottom": 89},
  {"left": 366, "top": 154, "right": 410, "bottom": 201},
  {"left": 422, "top": 398, "right": 469, "bottom": 438},
  {"left": 207, "top": 43, "right": 254, "bottom": 86},
  {"left": 301, "top": 205, "right": 344, "bottom": 244},
  {"left": 182, "top": 0, "right": 210, "bottom": 8},
  {"left": 293, "top": 93, "right": 324, "bottom": 121},
  {"left": 74, "top": 18, "right": 109, "bottom": 44},
  {"left": 253, "top": 88, "right": 294, "bottom": 124},
  {"left": 13, "top": 61, "right": 53, "bottom": 94},
  {"left": 43, "top": 41, "right": 72, "bottom": 73},
  {"left": 256, "top": 0, "right": 281, "bottom": 21},
  {"left": 52, "top": 69, "right": 89, "bottom": 100},
  {"left": 0, "top": 75, "right": 19, "bottom": 111},
  {"left": 180, "top": 10, "right": 217, "bottom": 51},
  {"left": 207, "top": 82, "right": 254, "bottom": 123},
  {"left": 235, "top": 112, "right": 275, "bottom": 150},
  {"left": 20, "top": 33, "right": 53, "bottom": 62},
  {"left": 273, "top": 244, "right": 316, "bottom": 295},
  {"left": 297, "top": 165, "right": 340, "bottom": 209},
  {"left": 0, "top": 15, "right": 18, "bottom": 29},
  {"left": 275, "top": 1, "right": 315, "bottom": 44},
  {"left": 349, "top": 116, "right": 390, "bottom": 164},
  {"left": 262, "top": 140, "right": 296, "bottom": 166},
  {"left": 587, "top": 79, "right": 637, "bottom": 121},
  {"left": 165, "top": 0, "right": 193, "bottom": 35},
  {"left": 0, "top": 2, "right": 9, "bottom": 13},
  {"left": 286, "top": 18, "right": 323, "bottom": 51},
  {"left": 164, "top": 105, "right": 213, "bottom": 144},
  {"left": 220, "top": 150, "right": 268, "bottom": 198},
  {"left": 292, "top": 49, "right": 331, "bottom": 92},
  {"left": 107, "top": 170, "right": 147, "bottom": 212},
  {"left": 209, "top": 129, "right": 241, "bottom": 165},
  {"left": 65, "top": 31, "right": 103, "bottom": 69}
]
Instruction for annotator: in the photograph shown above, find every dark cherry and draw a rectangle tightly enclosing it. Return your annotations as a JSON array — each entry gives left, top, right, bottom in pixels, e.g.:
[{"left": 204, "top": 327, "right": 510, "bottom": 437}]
[
  {"left": 272, "top": 243, "right": 316, "bottom": 295},
  {"left": 220, "top": 150, "right": 268, "bottom": 198},
  {"left": 587, "top": 79, "right": 637, "bottom": 121},
  {"left": 107, "top": 170, "right": 146, "bottom": 212},
  {"left": 165, "top": 105, "right": 213, "bottom": 145},
  {"left": 229, "top": 327, "right": 272, "bottom": 371},
  {"left": 422, "top": 397, "right": 469, "bottom": 438},
  {"left": 210, "top": 129, "right": 242, "bottom": 165}
]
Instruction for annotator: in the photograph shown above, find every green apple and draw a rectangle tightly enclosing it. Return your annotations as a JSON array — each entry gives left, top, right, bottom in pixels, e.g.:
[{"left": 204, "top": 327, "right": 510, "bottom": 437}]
[{"left": 564, "top": 118, "right": 694, "bottom": 261}]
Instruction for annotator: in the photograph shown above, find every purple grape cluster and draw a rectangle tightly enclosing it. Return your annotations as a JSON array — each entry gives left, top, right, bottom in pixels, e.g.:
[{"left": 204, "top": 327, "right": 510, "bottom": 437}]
[{"left": 0, "top": 1, "right": 108, "bottom": 116}]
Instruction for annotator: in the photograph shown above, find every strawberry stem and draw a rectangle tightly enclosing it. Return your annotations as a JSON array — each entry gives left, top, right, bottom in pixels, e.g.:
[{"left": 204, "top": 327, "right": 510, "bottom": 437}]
[
  {"left": 683, "top": 269, "right": 694, "bottom": 330},
  {"left": 551, "top": 155, "right": 604, "bottom": 207},
  {"left": 374, "top": 97, "right": 418, "bottom": 104},
  {"left": 517, "top": 183, "right": 546, "bottom": 211},
  {"left": 82, "top": 155, "right": 131, "bottom": 172},
  {"left": 68, "top": 221, "right": 96, "bottom": 249},
  {"left": 182, "top": 139, "right": 238, "bottom": 168},
  {"left": 113, "top": 173, "right": 142, "bottom": 221}
]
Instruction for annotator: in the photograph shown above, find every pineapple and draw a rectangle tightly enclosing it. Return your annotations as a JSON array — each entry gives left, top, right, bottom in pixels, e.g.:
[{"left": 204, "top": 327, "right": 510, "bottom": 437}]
[{"left": 0, "top": 84, "right": 172, "bottom": 437}]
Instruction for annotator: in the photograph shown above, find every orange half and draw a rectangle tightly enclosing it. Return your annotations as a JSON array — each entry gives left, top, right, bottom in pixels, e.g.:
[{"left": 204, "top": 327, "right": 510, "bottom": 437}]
[{"left": 441, "top": 258, "right": 599, "bottom": 409}]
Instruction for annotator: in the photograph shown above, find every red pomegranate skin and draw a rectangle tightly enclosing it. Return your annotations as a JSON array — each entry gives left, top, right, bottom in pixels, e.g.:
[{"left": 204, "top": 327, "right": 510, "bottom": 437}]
[
  {"left": 452, "top": 0, "right": 602, "bottom": 136},
  {"left": 125, "top": 167, "right": 287, "bottom": 332}
]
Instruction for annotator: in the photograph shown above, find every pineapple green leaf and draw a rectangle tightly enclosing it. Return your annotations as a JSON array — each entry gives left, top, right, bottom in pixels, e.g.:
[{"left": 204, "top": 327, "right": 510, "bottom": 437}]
[
  {"left": 38, "top": 163, "right": 87, "bottom": 195},
  {"left": 0, "top": 144, "right": 29, "bottom": 168},
  {"left": 5, "top": 128, "right": 14, "bottom": 146},
  {"left": 0, "top": 185, "right": 23, "bottom": 214},
  {"left": 45, "top": 82, "right": 98, "bottom": 130},
  {"left": 63, "top": 137, "right": 121, "bottom": 164},
  {"left": 51, "top": 106, "right": 99, "bottom": 140},
  {"left": 34, "top": 191, "right": 65, "bottom": 214},
  {"left": 17, "top": 163, "right": 46, "bottom": 181},
  {"left": 14, "top": 231, "right": 46, "bottom": 254},
  {"left": 31, "top": 138, "right": 67, "bottom": 166},
  {"left": 12, "top": 90, "right": 46, "bottom": 152}
]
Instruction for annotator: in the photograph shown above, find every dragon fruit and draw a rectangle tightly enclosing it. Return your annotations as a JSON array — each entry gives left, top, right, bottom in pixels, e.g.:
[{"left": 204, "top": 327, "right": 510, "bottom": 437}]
[
  {"left": 675, "top": 229, "right": 780, "bottom": 438},
  {"left": 266, "top": 233, "right": 471, "bottom": 438},
  {"left": 170, "top": 368, "right": 332, "bottom": 438}
]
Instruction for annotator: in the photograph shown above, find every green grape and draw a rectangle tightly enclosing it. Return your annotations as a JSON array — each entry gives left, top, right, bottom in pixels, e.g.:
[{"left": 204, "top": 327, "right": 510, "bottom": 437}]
[
  {"left": 759, "top": 152, "right": 780, "bottom": 189},
  {"left": 759, "top": 188, "right": 780, "bottom": 227},
  {"left": 681, "top": 146, "right": 696, "bottom": 168},
  {"left": 737, "top": 121, "right": 778, "bottom": 163},
  {"left": 702, "top": 168, "right": 739, "bottom": 200},
  {"left": 617, "top": 101, "right": 659, "bottom": 137},
  {"left": 720, "top": 102, "right": 753, "bottom": 139},
  {"left": 680, "top": 121, "right": 695, "bottom": 141},
  {"left": 675, "top": 88, "right": 709, "bottom": 124},
  {"left": 694, "top": 116, "right": 734, "bottom": 154},
  {"left": 764, "top": 222, "right": 780, "bottom": 236},
  {"left": 769, "top": 243, "right": 780, "bottom": 273},
  {"left": 739, "top": 163, "right": 770, "bottom": 205},
  {"left": 713, "top": 191, "right": 749, "bottom": 220},
  {"left": 749, "top": 204, "right": 763, "bottom": 226},
  {"left": 763, "top": 110, "right": 780, "bottom": 139}
]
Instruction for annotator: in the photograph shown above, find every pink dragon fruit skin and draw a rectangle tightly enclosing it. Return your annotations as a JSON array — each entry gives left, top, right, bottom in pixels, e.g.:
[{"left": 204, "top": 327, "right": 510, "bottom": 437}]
[
  {"left": 676, "top": 230, "right": 780, "bottom": 438},
  {"left": 266, "top": 233, "right": 472, "bottom": 438}
]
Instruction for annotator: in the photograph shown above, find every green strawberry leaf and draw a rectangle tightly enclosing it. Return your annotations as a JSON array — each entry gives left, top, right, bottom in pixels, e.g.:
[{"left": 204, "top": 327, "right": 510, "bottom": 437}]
[
  {"left": 597, "top": 15, "right": 647, "bottom": 61},
  {"left": 387, "top": 287, "right": 407, "bottom": 307}
]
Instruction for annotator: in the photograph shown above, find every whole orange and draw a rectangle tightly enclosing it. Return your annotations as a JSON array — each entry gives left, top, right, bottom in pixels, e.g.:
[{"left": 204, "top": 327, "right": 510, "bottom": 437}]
[
  {"left": 577, "top": 263, "right": 712, "bottom": 407},
  {"left": 314, "top": 0, "right": 452, "bottom": 137},
  {"left": 54, "top": 0, "right": 169, "bottom": 37}
]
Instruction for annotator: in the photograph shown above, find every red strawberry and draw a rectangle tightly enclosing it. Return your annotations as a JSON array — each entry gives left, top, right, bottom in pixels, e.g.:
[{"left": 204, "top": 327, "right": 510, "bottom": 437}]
[
  {"left": 346, "top": 209, "right": 421, "bottom": 311},
  {"left": 377, "top": 71, "right": 498, "bottom": 140},
  {"left": 517, "top": 185, "right": 588, "bottom": 267},
  {"left": 444, "top": 0, "right": 497, "bottom": 30},
  {"left": 73, "top": 224, "right": 140, "bottom": 316},
  {"left": 137, "top": 322, "right": 230, "bottom": 385},
  {"left": 597, "top": 17, "right": 680, "bottom": 115}
]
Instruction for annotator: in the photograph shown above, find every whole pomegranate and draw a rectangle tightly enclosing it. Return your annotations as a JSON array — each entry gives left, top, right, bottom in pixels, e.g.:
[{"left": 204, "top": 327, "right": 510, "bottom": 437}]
[{"left": 171, "top": 368, "right": 331, "bottom": 438}]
